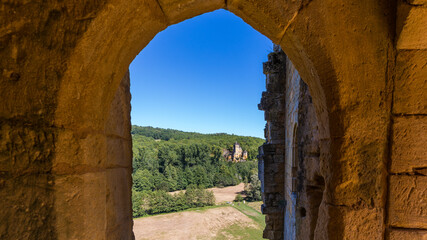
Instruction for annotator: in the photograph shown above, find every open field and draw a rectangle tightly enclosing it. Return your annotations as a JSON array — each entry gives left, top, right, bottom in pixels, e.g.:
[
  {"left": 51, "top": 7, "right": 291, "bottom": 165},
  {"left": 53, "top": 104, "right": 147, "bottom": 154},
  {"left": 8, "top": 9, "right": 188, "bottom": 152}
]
[
  {"left": 133, "top": 203, "right": 265, "bottom": 240},
  {"left": 170, "top": 183, "right": 246, "bottom": 204},
  {"left": 209, "top": 183, "right": 245, "bottom": 204},
  {"left": 133, "top": 184, "right": 264, "bottom": 239}
]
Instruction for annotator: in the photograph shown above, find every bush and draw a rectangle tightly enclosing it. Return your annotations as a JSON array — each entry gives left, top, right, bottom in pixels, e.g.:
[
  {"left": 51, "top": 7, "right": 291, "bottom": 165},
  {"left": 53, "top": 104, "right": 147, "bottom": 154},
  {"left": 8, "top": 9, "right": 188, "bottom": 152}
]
[{"left": 234, "top": 194, "right": 244, "bottom": 202}]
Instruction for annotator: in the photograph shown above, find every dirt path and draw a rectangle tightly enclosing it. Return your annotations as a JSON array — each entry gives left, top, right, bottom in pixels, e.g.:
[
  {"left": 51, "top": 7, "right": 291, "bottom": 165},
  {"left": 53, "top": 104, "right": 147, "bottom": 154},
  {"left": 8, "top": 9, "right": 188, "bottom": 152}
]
[
  {"left": 209, "top": 183, "right": 245, "bottom": 204},
  {"left": 133, "top": 206, "right": 256, "bottom": 240}
]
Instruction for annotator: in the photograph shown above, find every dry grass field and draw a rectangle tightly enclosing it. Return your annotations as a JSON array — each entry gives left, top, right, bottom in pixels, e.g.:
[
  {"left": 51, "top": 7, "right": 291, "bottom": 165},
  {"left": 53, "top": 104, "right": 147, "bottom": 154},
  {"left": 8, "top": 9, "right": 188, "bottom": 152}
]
[
  {"left": 208, "top": 183, "right": 246, "bottom": 204},
  {"left": 133, "top": 206, "right": 259, "bottom": 240},
  {"left": 133, "top": 184, "right": 265, "bottom": 240},
  {"left": 170, "top": 183, "right": 246, "bottom": 204}
]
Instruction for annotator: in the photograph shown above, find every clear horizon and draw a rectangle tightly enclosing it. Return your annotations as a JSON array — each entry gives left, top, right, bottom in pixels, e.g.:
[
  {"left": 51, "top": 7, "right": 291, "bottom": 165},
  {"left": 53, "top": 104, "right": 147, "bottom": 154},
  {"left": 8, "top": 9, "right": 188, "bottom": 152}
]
[{"left": 129, "top": 9, "right": 272, "bottom": 139}]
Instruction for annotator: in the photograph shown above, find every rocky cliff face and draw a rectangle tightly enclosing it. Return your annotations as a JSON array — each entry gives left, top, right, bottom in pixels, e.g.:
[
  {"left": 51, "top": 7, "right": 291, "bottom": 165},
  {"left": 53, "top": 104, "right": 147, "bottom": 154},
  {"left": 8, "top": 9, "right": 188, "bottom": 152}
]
[{"left": 222, "top": 142, "right": 248, "bottom": 162}]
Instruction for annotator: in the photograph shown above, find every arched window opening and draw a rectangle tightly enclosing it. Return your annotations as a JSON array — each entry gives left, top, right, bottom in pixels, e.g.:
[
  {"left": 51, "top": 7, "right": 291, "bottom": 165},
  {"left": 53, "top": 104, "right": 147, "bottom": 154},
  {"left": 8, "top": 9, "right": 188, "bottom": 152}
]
[{"left": 129, "top": 9, "right": 271, "bottom": 240}]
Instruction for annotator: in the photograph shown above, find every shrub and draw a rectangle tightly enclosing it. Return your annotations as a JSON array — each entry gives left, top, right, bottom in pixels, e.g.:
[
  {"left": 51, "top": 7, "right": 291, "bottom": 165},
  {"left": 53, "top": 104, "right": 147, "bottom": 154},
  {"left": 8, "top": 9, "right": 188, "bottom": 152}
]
[{"left": 234, "top": 194, "right": 244, "bottom": 202}]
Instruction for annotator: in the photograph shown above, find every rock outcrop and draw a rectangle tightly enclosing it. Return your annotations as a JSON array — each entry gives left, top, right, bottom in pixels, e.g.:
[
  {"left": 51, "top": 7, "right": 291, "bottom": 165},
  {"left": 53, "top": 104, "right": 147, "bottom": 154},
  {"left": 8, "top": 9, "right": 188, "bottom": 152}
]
[{"left": 222, "top": 142, "right": 248, "bottom": 162}]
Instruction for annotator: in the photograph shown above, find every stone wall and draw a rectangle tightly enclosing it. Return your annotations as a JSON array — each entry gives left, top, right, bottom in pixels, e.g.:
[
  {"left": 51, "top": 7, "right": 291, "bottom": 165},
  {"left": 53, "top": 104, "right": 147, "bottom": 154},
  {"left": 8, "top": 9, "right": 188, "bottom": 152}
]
[
  {"left": 259, "top": 46, "right": 323, "bottom": 240},
  {"left": 295, "top": 81, "right": 323, "bottom": 240},
  {"left": 258, "top": 45, "right": 287, "bottom": 240},
  {"left": 257, "top": 6, "right": 427, "bottom": 235},
  {"left": 0, "top": 1, "right": 107, "bottom": 238},
  {"left": 53, "top": 71, "right": 133, "bottom": 240},
  {"left": 388, "top": 1, "right": 427, "bottom": 238},
  {"left": 283, "top": 46, "right": 301, "bottom": 239}
]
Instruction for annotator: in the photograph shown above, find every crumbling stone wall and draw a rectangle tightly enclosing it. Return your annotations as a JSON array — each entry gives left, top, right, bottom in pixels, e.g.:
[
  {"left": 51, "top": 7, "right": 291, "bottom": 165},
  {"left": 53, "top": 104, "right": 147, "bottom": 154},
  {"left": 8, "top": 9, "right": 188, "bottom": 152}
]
[
  {"left": 259, "top": 46, "right": 324, "bottom": 240},
  {"left": 258, "top": 45, "right": 287, "bottom": 239},
  {"left": 259, "top": 31, "right": 426, "bottom": 239}
]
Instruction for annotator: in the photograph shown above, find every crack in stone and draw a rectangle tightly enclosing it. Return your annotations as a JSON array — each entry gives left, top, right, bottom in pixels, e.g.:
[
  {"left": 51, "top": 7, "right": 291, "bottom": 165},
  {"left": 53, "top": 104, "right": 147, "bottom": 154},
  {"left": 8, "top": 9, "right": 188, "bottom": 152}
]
[{"left": 154, "top": 0, "right": 169, "bottom": 24}]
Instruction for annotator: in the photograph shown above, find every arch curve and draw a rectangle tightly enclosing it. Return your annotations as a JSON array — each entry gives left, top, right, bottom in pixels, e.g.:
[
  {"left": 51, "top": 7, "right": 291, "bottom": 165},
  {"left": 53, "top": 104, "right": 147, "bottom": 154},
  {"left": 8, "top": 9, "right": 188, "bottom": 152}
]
[{"left": 54, "top": 0, "right": 328, "bottom": 136}]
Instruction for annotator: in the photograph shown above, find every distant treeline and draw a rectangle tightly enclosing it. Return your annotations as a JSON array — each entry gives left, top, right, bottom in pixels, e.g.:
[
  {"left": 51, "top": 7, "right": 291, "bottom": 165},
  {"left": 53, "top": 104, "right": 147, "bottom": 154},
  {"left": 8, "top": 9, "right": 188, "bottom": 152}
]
[
  {"left": 131, "top": 126, "right": 264, "bottom": 217},
  {"left": 132, "top": 185, "right": 215, "bottom": 217}
]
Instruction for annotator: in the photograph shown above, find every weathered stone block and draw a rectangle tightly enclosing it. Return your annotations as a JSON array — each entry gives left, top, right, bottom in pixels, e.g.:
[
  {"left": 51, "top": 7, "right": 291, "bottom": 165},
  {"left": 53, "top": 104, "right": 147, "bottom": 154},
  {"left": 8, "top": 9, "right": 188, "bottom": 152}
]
[
  {"left": 396, "top": 0, "right": 427, "bottom": 49},
  {"left": 106, "top": 168, "right": 133, "bottom": 240},
  {"left": 0, "top": 123, "right": 55, "bottom": 174},
  {"left": 262, "top": 143, "right": 285, "bottom": 155},
  {"left": 388, "top": 229, "right": 427, "bottom": 240},
  {"left": 227, "top": 0, "right": 301, "bottom": 43},
  {"left": 325, "top": 205, "right": 384, "bottom": 240},
  {"left": 54, "top": 172, "right": 107, "bottom": 240},
  {"left": 266, "top": 74, "right": 286, "bottom": 93},
  {"left": 389, "top": 175, "right": 427, "bottom": 228},
  {"left": 259, "top": 92, "right": 285, "bottom": 111},
  {"left": 105, "top": 71, "right": 131, "bottom": 139},
  {"left": 391, "top": 116, "right": 427, "bottom": 173},
  {"left": 53, "top": 130, "right": 107, "bottom": 172},
  {"left": 158, "top": 0, "right": 224, "bottom": 24},
  {"left": 264, "top": 182, "right": 283, "bottom": 194},
  {"left": 393, "top": 50, "right": 427, "bottom": 114},
  {"left": 0, "top": 174, "right": 55, "bottom": 240},
  {"left": 264, "top": 60, "right": 284, "bottom": 75},
  {"left": 270, "top": 129, "right": 285, "bottom": 142},
  {"left": 263, "top": 229, "right": 284, "bottom": 240},
  {"left": 273, "top": 154, "right": 285, "bottom": 163},
  {"left": 262, "top": 206, "right": 284, "bottom": 215},
  {"left": 264, "top": 111, "right": 285, "bottom": 122},
  {"left": 106, "top": 137, "right": 132, "bottom": 168}
]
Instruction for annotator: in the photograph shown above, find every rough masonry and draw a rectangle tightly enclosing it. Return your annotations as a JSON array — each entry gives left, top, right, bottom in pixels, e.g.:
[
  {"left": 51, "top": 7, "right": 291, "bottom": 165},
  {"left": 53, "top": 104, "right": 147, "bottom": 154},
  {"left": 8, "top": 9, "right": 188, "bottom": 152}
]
[
  {"left": 259, "top": 46, "right": 324, "bottom": 240},
  {"left": 258, "top": 45, "right": 287, "bottom": 239}
]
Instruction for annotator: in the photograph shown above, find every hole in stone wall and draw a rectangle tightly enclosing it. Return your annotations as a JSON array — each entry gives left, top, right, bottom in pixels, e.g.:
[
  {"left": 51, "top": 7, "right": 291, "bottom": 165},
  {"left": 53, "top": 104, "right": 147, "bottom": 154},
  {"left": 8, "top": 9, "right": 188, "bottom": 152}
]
[
  {"left": 314, "top": 174, "right": 325, "bottom": 187},
  {"left": 299, "top": 207, "right": 306, "bottom": 217}
]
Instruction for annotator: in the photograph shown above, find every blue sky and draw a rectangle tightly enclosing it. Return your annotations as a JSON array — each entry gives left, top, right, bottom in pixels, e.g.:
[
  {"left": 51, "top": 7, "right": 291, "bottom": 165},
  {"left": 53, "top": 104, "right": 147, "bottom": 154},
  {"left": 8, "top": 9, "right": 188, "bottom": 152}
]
[{"left": 129, "top": 9, "right": 272, "bottom": 138}]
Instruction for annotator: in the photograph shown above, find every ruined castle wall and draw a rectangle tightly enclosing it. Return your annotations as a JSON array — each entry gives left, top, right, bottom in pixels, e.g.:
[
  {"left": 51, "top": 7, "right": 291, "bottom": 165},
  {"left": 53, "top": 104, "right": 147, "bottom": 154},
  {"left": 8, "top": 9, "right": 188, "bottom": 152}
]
[
  {"left": 258, "top": 45, "right": 287, "bottom": 240},
  {"left": 259, "top": 46, "right": 323, "bottom": 240},
  {"left": 258, "top": 34, "right": 427, "bottom": 240}
]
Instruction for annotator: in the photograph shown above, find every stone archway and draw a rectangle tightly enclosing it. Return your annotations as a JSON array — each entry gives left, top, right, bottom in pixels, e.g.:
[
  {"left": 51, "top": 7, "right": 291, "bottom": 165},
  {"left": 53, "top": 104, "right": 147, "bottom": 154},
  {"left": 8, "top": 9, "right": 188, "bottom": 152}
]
[
  {"left": 3, "top": 0, "right": 420, "bottom": 239},
  {"left": 53, "top": 1, "right": 334, "bottom": 238}
]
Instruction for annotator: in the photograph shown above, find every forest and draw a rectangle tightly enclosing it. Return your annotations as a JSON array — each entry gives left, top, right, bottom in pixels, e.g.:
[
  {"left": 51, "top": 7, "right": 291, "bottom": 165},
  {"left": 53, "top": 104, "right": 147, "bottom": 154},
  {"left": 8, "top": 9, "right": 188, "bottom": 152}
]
[{"left": 131, "top": 126, "right": 264, "bottom": 217}]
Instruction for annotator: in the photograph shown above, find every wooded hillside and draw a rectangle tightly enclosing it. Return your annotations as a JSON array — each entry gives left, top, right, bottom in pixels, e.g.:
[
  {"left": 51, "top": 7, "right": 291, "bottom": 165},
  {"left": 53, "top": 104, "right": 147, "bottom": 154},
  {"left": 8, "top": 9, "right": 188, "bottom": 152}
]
[
  {"left": 132, "top": 125, "right": 264, "bottom": 191},
  {"left": 131, "top": 126, "right": 264, "bottom": 217}
]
